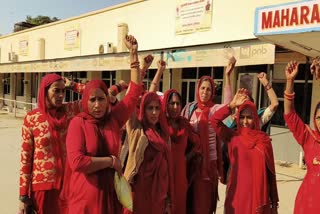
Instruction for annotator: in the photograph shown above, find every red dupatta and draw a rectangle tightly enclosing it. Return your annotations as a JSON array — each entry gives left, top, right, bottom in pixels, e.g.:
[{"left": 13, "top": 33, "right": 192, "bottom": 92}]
[
  {"left": 37, "top": 73, "right": 67, "bottom": 141},
  {"left": 162, "top": 89, "right": 186, "bottom": 144},
  {"left": 236, "top": 101, "right": 277, "bottom": 211},
  {"left": 138, "top": 92, "right": 173, "bottom": 209},
  {"left": 196, "top": 76, "right": 215, "bottom": 178},
  {"left": 306, "top": 102, "right": 320, "bottom": 143}
]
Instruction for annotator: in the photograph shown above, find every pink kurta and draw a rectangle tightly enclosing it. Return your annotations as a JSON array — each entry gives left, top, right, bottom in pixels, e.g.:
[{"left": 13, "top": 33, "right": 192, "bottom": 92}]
[
  {"left": 64, "top": 82, "right": 141, "bottom": 214},
  {"left": 284, "top": 111, "right": 320, "bottom": 214}
]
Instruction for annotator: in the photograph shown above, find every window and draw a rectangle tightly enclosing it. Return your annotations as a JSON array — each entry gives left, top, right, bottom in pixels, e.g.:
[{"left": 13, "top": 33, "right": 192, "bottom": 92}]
[
  {"left": 102, "top": 71, "right": 116, "bottom": 88},
  {"left": 3, "top": 73, "right": 10, "bottom": 94}
]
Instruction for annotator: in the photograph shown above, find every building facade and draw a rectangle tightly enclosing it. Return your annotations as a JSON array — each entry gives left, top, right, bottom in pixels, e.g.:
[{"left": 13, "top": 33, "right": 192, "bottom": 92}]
[{"left": 0, "top": 0, "right": 318, "bottom": 164}]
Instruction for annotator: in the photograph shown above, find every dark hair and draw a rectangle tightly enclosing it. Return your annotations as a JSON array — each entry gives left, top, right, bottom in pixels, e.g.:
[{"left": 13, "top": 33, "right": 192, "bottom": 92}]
[{"left": 168, "top": 92, "right": 182, "bottom": 103}]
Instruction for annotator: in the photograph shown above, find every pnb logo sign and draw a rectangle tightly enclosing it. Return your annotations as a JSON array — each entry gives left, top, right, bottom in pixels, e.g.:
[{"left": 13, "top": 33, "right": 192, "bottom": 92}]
[{"left": 240, "top": 46, "right": 268, "bottom": 59}]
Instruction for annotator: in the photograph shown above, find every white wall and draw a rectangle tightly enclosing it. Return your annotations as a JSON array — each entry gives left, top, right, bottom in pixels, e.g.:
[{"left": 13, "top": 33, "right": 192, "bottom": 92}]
[{"left": 0, "top": 0, "right": 296, "bottom": 63}]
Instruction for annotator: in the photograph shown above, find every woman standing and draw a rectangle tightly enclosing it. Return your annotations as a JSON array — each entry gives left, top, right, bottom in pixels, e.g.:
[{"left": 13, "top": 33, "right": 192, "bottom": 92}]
[
  {"left": 162, "top": 89, "right": 200, "bottom": 214},
  {"left": 181, "top": 58, "right": 234, "bottom": 214},
  {"left": 211, "top": 89, "right": 279, "bottom": 214},
  {"left": 284, "top": 60, "right": 320, "bottom": 214},
  {"left": 123, "top": 92, "right": 173, "bottom": 214},
  {"left": 63, "top": 35, "right": 141, "bottom": 214},
  {"left": 18, "top": 74, "right": 83, "bottom": 214}
]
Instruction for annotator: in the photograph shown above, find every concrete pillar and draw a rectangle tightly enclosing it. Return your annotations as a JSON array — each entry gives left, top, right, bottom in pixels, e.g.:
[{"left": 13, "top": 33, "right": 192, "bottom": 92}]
[
  {"left": 171, "top": 68, "right": 182, "bottom": 94},
  {"left": 38, "top": 38, "right": 45, "bottom": 60},
  {"left": 87, "top": 71, "right": 102, "bottom": 80},
  {"left": 117, "top": 23, "right": 129, "bottom": 53},
  {"left": 0, "top": 73, "right": 4, "bottom": 108},
  {"left": 162, "top": 69, "right": 170, "bottom": 92},
  {"left": 24, "top": 73, "right": 32, "bottom": 110},
  {"left": 9, "top": 73, "right": 16, "bottom": 111}
]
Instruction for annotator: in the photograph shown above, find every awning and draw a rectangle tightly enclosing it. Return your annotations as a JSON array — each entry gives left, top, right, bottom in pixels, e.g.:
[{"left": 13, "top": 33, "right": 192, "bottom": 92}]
[{"left": 254, "top": 0, "right": 320, "bottom": 57}]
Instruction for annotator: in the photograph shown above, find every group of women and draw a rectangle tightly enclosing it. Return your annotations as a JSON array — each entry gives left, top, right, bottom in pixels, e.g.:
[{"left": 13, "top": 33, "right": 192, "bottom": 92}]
[{"left": 17, "top": 33, "right": 320, "bottom": 214}]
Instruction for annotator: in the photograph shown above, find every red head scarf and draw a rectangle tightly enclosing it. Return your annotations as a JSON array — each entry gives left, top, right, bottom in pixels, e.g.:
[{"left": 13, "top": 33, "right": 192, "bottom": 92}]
[
  {"left": 37, "top": 73, "right": 67, "bottom": 139},
  {"left": 80, "top": 80, "right": 109, "bottom": 116},
  {"left": 305, "top": 102, "right": 320, "bottom": 142},
  {"left": 138, "top": 92, "right": 168, "bottom": 139},
  {"left": 77, "top": 80, "right": 116, "bottom": 192},
  {"left": 196, "top": 76, "right": 215, "bottom": 178},
  {"left": 162, "top": 89, "right": 186, "bottom": 143},
  {"left": 236, "top": 101, "right": 277, "bottom": 211},
  {"left": 196, "top": 76, "right": 215, "bottom": 109},
  {"left": 313, "top": 102, "right": 320, "bottom": 137}
]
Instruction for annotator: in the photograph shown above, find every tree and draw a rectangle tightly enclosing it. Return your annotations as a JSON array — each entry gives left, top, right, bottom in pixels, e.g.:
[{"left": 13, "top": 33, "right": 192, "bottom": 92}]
[
  {"left": 13, "top": 15, "right": 60, "bottom": 32},
  {"left": 26, "top": 15, "right": 60, "bottom": 25}
]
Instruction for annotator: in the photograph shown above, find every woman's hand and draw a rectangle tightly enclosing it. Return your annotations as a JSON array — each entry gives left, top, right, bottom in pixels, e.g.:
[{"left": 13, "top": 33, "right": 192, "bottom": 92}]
[
  {"left": 257, "top": 72, "right": 268, "bottom": 86},
  {"left": 285, "top": 61, "right": 299, "bottom": 81},
  {"left": 229, "top": 88, "right": 248, "bottom": 109},
  {"left": 18, "top": 200, "right": 30, "bottom": 214},
  {"left": 112, "top": 156, "right": 123, "bottom": 176},
  {"left": 225, "top": 56, "right": 236, "bottom": 76},
  {"left": 124, "top": 35, "right": 138, "bottom": 53},
  {"left": 157, "top": 60, "right": 166, "bottom": 72},
  {"left": 310, "top": 57, "right": 320, "bottom": 80}
]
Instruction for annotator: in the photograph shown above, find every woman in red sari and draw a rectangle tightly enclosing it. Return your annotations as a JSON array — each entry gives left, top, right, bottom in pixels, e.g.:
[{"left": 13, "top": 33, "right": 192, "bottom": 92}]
[
  {"left": 18, "top": 73, "right": 84, "bottom": 214},
  {"left": 123, "top": 92, "right": 173, "bottom": 214},
  {"left": 211, "top": 89, "right": 279, "bottom": 214},
  {"left": 162, "top": 89, "right": 200, "bottom": 214},
  {"left": 284, "top": 60, "right": 320, "bottom": 214},
  {"left": 63, "top": 35, "right": 142, "bottom": 214}
]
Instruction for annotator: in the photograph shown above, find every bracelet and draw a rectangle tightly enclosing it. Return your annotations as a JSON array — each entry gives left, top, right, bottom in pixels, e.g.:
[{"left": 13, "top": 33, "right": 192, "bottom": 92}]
[
  {"left": 151, "top": 82, "right": 157, "bottom": 86},
  {"left": 284, "top": 91, "right": 295, "bottom": 100},
  {"left": 110, "top": 155, "right": 116, "bottom": 168},
  {"left": 130, "top": 61, "right": 140, "bottom": 69},
  {"left": 284, "top": 91, "right": 295, "bottom": 97},
  {"left": 264, "top": 82, "right": 272, "bottom": 91}
]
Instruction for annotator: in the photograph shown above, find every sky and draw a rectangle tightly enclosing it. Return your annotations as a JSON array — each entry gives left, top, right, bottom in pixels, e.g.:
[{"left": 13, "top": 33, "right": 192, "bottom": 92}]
[{"left": 0, "top": 0, "right": 129, "bottom": 35}]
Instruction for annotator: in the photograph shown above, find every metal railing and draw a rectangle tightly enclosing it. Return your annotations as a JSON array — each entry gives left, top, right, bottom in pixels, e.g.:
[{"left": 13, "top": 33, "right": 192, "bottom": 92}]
[{"left": 0, "top": 98, "right": 36, "bottom": 117}]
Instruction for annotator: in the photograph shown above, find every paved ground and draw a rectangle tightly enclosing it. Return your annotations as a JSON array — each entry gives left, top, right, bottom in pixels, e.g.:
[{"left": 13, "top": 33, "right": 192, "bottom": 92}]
[{"left": 0, "top": 112, "right": 306, "bottom": 214}]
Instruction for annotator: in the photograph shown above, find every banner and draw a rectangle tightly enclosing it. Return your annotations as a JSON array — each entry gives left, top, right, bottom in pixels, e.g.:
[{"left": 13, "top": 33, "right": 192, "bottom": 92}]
[
  {"left": 64, "top": 25, "right": 80, "bottom": 51},
  {"left": 19, "top": 37, "right": 29, "bottom": 56},
  {"left": 176, "top": 0, "right": 213, "bottom": 35}
]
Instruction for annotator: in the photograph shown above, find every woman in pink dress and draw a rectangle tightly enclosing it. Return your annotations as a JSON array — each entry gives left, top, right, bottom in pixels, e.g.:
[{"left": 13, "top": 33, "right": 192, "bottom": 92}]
[{"left": 284, "top": 60, "right": 320, "bottom": 214}]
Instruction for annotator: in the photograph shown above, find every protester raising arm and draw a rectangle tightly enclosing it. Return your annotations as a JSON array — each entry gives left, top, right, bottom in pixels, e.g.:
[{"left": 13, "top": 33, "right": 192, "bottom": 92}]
[
  {"left": 257, "top": 72, "right": 279, "bottom": 126},
  {"left": 149, "top": 59, "right": 166, "bottom": 92},
  {"left": 223, "top": 56, "right": 236, "bottom": 104}
]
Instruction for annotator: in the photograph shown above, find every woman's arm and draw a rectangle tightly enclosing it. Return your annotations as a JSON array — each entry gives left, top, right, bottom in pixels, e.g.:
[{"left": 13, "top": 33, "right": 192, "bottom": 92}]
[
  {"left": 149, "top": 60, "right": 166, "bottom": 92},
  {"left": 258, "top": 72, "right": 279, "bottom": 112},
  {"left": 283, "top": 61, "right": 310, "bottom": 146},
  {"left": 257, "top": 72, "right": 278, "bottom": 126},
  {"left": 140, "top": 54, "right": 154, "bottom": 82},
  {"left": 212, "top": 88, "right": 247, "bottom": 142},
  {"left": 284, "top": 61, "right": 298, "bottom": 114},
  {"left": 66, "top": 118, "right": 123, "bottom": 175},
  {"left": 223, "top": 56, "right": 236, "bottom": 104}
]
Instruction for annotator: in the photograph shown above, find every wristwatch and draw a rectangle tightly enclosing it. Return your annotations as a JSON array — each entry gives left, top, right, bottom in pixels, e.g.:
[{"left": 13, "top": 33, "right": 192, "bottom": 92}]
[{"left": 19, "top": 195, "right": 30, "bottom": 203}]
